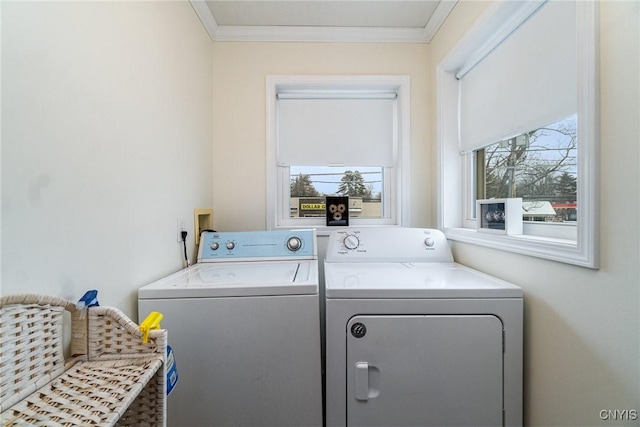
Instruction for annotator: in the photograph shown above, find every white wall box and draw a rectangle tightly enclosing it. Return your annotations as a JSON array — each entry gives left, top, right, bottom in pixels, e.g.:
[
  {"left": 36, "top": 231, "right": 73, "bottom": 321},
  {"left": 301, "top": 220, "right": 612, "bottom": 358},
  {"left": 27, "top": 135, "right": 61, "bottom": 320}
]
[{"left": 477, "top": 198, "right": 523, "bottom": 235}]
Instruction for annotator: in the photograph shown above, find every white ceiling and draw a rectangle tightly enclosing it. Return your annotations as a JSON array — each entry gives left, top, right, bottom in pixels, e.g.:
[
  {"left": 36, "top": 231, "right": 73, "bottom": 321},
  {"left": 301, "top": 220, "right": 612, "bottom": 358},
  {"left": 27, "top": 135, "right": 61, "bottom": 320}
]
[{"left": 190, "top": 1, "right": 458, "bottom": 43}]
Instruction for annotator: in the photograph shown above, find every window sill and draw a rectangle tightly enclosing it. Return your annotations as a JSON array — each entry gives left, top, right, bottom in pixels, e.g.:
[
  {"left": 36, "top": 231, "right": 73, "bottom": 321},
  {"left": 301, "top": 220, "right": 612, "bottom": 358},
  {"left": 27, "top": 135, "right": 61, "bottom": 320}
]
[
  {"left": 443, "top": 226, "right": 597, "bottom": 268},
  {"left": 273, "top": 223, "right": 402, "bottom": 237}
]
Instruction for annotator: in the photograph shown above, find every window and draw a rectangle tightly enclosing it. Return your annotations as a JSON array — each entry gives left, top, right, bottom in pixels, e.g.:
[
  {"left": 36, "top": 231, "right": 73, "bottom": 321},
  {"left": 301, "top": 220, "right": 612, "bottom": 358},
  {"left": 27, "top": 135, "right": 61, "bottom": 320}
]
[
  {"left": 437, "top": 0, "right": 599, "bottom": 268},
  {"left": 474, "top": 115, "right": 578, "bottom": 240},
  {"left": 289, "top": 166, "right": 384, "bottom": 219},
  {"left": 266, "top": 76, "right": 410, "bottom": 231}
]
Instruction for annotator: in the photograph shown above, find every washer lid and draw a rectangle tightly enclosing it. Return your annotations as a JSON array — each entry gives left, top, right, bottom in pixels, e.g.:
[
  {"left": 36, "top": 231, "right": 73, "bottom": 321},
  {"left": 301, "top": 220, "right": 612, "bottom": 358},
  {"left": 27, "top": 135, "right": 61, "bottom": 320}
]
[
  {"left": 138, "top": 261, "right": 318, "bottom": 299},
  {"left": 324, "top": 262, "right": 522, "bottom": 299}
]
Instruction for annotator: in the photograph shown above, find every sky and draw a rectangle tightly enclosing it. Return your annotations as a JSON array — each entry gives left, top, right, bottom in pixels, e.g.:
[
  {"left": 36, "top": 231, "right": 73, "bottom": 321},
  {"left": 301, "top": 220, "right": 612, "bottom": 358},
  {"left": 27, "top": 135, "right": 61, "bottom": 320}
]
[{"left": 290, "top": 165, "right": 382, "bottom": 196}]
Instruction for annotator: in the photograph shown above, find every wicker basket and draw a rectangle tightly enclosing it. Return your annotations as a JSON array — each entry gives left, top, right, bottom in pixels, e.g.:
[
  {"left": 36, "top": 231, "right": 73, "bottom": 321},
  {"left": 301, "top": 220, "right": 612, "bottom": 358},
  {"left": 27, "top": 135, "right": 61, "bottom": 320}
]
[{"left": 0, "top": 294, "right": 166, "bottom": 427}]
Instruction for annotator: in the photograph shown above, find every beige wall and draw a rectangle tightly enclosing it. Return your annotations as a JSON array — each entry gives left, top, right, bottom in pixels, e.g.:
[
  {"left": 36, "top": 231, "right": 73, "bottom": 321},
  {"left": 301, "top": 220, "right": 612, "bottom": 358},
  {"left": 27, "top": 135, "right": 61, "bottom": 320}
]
[
  {"left": 1, "top": 1, "right": 214, "bottom": 318},
  {"left": 430, "top": 1, "right": 640, "bottom": 425},
  {"left": 212, "top": 42, "right": 430, "bottom": 231},
  {"left": 2, "top": 1, "right": 638, "bottom": 424}
]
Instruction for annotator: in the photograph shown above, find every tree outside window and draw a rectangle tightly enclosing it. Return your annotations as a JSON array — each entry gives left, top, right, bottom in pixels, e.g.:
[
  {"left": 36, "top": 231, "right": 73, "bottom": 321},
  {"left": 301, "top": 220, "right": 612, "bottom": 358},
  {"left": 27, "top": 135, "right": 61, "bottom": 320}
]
[{"left": 478, "top": 115, "right": 577, "bottom": 222}]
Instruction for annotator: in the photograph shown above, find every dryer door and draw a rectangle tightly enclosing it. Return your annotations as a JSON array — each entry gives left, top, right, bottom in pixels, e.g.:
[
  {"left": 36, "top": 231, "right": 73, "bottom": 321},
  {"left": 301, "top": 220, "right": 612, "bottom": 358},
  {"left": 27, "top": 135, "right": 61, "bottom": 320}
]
[{"left": 347, "top": 315, "right": 504, "bottom": 427}]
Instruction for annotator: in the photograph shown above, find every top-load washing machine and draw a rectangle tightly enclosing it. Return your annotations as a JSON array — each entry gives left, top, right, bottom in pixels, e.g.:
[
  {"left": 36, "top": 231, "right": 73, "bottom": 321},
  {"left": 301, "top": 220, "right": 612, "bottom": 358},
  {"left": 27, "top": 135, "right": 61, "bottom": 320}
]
[
  {"left": 138, "top": 229, "right": 322, "bottom": 427},
  {"left": 324, "top": 227, "right": 523, "bottom": 427}
]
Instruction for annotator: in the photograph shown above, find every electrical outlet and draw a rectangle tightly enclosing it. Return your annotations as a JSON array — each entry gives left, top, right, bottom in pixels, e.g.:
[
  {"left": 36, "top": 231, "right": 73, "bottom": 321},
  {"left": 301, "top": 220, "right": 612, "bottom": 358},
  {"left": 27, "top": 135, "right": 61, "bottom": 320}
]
[{"left": 177, "top": 217, "right": 186, "bottom": 243}]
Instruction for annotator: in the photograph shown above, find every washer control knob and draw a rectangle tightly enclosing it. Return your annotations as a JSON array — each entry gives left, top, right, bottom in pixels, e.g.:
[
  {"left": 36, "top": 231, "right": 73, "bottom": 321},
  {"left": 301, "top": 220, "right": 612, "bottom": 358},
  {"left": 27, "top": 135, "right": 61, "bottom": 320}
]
[
  {"left": 287, "top": 237, "right": 302, "bottom": 251},
  {"left": 424, "top": 237, "right": 435, "bottom": 247},
  {"left": 226, "top": 241, "right": 235, "bottom": 250},
  {"left": 210, "top": 242, "right": 219, "bottom": 250},
  {"left": 343, "top": 234, "right": 360, "bottom": 250}
]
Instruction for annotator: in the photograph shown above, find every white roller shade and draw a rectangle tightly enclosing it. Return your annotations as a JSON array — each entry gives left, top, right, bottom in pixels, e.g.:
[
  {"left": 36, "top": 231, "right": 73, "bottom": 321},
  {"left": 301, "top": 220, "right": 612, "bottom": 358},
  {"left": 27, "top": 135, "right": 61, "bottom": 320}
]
[
  {"left": 277, "top": 95, "right": 396, "bottom": 167},
  {"left": 458, "top": 0, "right": 577, "bottom": 153}
]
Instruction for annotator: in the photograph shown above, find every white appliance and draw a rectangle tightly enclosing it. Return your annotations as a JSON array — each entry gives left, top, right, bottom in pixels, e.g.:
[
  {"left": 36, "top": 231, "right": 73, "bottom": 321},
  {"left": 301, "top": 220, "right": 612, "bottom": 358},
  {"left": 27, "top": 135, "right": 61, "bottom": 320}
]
[
  {"left": 324, "top": 228, "right": 523, "bottom": 427},
  {"left": 138, "top": 229, "right": 323, "bottom": 427}
]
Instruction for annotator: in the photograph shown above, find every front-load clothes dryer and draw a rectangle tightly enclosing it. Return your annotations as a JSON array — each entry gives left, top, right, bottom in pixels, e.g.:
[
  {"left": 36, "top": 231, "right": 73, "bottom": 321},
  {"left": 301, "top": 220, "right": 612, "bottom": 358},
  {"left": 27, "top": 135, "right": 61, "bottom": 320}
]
[
  {"left": 138, "top": 229, "right": 322, "bottom": 427},
  {"left": 324, "top": 227, "right": 523, "bottom": 427}
]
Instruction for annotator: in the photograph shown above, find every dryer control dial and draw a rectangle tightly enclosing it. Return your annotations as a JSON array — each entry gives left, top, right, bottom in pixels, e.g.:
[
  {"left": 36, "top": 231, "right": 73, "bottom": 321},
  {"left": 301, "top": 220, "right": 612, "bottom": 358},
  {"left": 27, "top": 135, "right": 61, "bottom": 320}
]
[
  {"left": 286, "top": 236, "right": 302, "bottom": 251},
  {"left": 424, "top": 237, "right": 435, "bottom": 247},
  {"left": 226, "top": 241, "right": 235, "bottom": 250},
  {"left": 210, "top": 242, "right": 219, "bottom": 250},
  {"left": 343, "top": 234, "right": 360, "bottom": 250}
]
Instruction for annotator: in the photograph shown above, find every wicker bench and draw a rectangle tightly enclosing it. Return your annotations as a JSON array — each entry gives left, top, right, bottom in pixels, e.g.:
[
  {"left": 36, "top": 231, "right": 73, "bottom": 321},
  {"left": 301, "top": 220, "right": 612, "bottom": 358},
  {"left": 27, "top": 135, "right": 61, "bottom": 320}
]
[{"left": 0, "top": 294, "right": 167, "bottom": 427}]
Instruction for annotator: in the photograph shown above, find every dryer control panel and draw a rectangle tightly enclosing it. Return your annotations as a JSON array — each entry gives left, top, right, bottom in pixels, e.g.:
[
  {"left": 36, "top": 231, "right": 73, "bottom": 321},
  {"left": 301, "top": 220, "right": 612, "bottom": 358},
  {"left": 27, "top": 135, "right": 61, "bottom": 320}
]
[{"left": 325, "top": 228, "right": 453, "bottom": 263}]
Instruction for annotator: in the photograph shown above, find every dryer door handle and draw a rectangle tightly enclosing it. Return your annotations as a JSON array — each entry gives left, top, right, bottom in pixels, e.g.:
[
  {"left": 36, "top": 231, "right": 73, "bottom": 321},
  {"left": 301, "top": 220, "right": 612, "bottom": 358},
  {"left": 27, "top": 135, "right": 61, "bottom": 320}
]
[
  {"left": 354, "top": 362, "right": 381, "bottom": 401},
  {"left": 355, "top": 362, "right": 369, "bottom": 401}
]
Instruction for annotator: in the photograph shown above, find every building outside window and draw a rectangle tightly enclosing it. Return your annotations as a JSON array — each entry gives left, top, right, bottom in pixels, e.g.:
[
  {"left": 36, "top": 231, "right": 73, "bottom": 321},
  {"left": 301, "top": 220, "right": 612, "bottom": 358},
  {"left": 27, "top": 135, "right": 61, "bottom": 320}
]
[{"left": 289, "top": 166, "right": 383, "bottom": 219}]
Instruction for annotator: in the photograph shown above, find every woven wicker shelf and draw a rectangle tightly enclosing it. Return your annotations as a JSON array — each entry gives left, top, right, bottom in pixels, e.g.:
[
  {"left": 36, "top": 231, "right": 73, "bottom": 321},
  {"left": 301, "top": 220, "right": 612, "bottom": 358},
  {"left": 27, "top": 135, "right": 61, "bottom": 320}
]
[{"left": 0, "top": 294, "right": 167, "bottom": 427}]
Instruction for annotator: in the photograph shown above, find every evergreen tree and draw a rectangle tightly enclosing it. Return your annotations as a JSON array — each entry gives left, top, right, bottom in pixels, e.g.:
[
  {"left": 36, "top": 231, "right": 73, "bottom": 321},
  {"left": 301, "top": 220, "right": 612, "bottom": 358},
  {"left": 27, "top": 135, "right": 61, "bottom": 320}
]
[
  {"left": 337, "top": 170, "right": 368, "bottom": 197},
  {"left": 555, "top": 172, "right": 577, "bottom": 202},
  {"left": 290, "top": 174, "right": 320, "bottom": 197}
]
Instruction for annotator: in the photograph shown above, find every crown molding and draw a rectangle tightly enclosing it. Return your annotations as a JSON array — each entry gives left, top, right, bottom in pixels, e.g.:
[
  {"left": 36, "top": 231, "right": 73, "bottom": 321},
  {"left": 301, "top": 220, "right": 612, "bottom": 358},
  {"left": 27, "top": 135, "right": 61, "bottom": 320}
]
[
  {"left": 424, "top": 0, "right": 458, "bottom": 42},
  {"left": 190, "top": 0, "right": 457, "bottom": 44}
]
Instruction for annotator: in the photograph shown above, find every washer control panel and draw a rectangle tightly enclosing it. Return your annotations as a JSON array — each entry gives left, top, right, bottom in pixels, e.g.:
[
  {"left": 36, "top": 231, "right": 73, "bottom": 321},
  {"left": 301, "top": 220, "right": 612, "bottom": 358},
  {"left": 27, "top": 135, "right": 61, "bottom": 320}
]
[
  {"left": 325, "top": 228, "right": 453, "bottom": 263},
  {"left": 198, "top": 229, "right": 317, "bottom": 262}
]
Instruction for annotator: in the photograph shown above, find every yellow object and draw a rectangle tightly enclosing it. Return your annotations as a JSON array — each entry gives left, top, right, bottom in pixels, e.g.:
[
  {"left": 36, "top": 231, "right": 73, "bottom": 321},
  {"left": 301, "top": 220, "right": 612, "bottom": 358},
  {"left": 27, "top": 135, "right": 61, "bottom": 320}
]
[
  {"left": 301, "top": 203, "right": 325, "bottom": 210},
  {"left": 140, "top": 311, "right": 163, "bottom": 344}
]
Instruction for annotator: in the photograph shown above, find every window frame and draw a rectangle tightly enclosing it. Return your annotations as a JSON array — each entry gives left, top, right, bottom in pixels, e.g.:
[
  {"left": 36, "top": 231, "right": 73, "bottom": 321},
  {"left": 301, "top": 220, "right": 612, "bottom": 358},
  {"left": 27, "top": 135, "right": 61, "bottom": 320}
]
[
  {"left": 436, "top": 0, "right": 600, "bottom": 268},
  {"left": 266, "top": 75, "right": 411, "bottom": 232}
]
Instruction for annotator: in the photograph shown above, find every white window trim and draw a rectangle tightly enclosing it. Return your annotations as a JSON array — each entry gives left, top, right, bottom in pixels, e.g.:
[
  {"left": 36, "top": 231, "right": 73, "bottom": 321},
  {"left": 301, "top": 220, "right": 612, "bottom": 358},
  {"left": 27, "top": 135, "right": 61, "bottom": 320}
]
[
  {"left": 437, "top": 1, "right": 600, "bottom": 268},
  {"left": 266, "top": 75, "right": 411, "bottom": 233}
]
